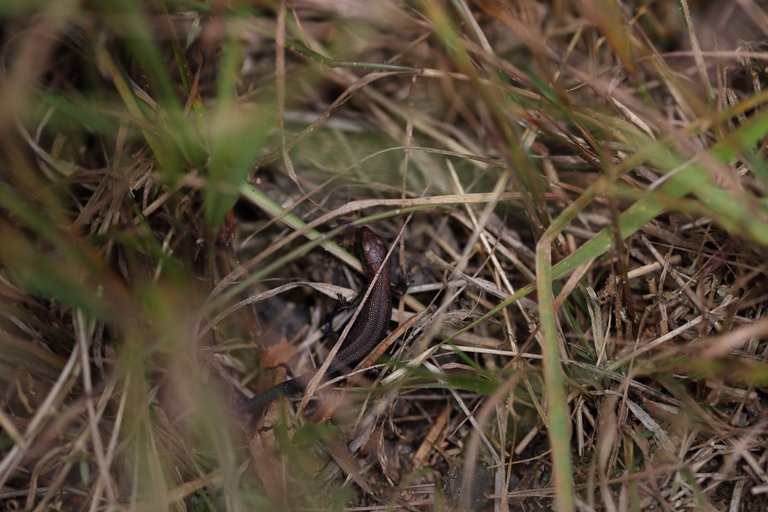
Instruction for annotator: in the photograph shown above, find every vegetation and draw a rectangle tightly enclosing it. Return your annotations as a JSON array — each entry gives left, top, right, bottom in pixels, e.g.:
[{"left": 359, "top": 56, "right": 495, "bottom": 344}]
[{"left": 1, "top": 1, "right": 768, "bottom": 510}]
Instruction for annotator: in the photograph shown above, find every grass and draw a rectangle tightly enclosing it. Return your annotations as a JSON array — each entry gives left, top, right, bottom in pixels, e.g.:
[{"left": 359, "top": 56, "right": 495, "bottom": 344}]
[{"left": 2, "top": 1, "right": 768, "bottom": 510}]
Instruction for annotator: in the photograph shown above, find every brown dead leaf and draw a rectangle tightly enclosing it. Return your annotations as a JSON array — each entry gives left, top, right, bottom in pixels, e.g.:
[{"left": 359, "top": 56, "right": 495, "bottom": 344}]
[
  {"left": 259, "top": 336, "right": 299, "bottom": 369},
  {"left": 249, "top": 430, "right": 288, "bottom": 507}
]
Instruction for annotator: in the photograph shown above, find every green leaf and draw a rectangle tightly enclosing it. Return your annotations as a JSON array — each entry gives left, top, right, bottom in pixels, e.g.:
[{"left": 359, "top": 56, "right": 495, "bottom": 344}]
[{"left": 205, "top": 101, "right": 275, "bottom": 228}]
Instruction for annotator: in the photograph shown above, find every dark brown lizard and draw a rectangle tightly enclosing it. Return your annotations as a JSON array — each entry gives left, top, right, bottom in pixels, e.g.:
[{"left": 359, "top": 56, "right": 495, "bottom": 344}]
[{"left": 237, "top": 226, "right": 392, "bottom": 415}]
